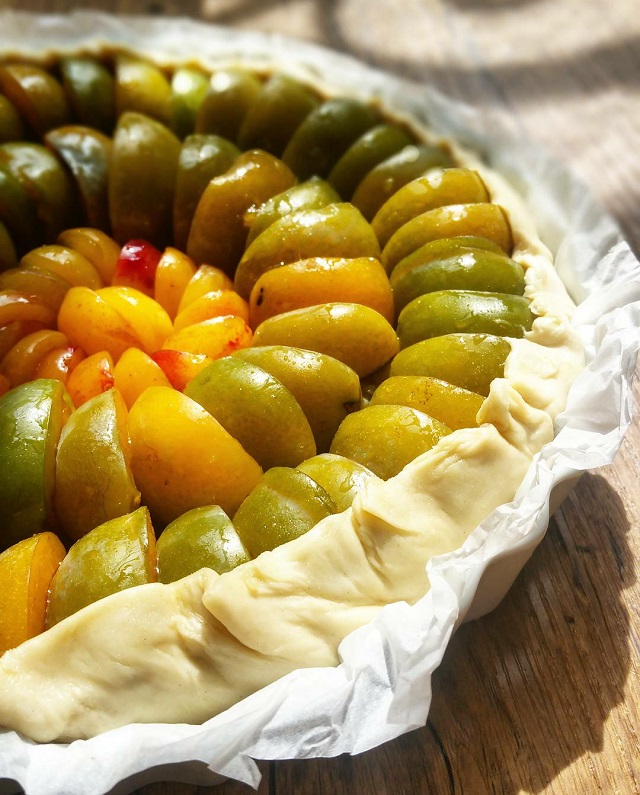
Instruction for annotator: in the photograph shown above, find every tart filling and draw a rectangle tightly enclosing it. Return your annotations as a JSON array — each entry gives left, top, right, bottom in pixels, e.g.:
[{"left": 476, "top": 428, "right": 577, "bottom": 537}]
[{"left": 0, "top": 46, "right": 583, "bottom": 743}]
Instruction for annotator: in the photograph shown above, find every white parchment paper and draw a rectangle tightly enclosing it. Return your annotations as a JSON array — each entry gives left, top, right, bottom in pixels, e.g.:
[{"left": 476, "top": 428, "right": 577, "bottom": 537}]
[{"left": 0, "top": 12, "right": 638, "bottom": 795}]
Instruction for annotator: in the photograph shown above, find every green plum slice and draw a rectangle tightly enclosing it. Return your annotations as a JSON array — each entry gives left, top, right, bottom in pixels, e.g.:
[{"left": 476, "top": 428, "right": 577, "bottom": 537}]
[
  {"left": 390, "top": 332, "right": 511, "bottom": 396},
  {"left": 297, "top": 453, "right": 376, "bottom": 512},
  {"left": 60, "top": 57, "right": 116, "bottom": 134},
  {"left": 0, "top": 379, "right": 72, "bottom": 550},
  {"left": 195, "top": 69, "right": 263, "bottom": 141},
  {"left": 173, "top": 133, "right": 240, "bottom": 250},
  {"left": 232, "top": 345, "right": 362, "bottom": 452},
  {"left": 157, "top": 505, "right": 250, "bottom": 584},
  {"left": 370, "top": 375, "right": 484, "bottom": 430},
  {"left": 170, "top": 67, "right": 211, "bottom": 139},
  {"left": 389, "top": 235, "right": 505, "bottom": 282},
  {"left": 282, "top": 97, "right": 379, "bottom": 180},
  {"left": 252, "top": 302, "right": 399, "bottom": 378},
  {"left": 47, "top": 506, "right": 157, "bottom": 627},
  {"left": 327, "top": 123, "right": 414, "bottom": 200},
  {"left": 234, "top": 202, "right": 380, "bottom": 299},
  {"left": 330, "top": 404, "right": 451, "bottom": 480},
  {"left": 0, "top": 64, "right": 70, "bottom": 136},
  {"left": 109, "top": 111, "right": 181, "bottom": 247},
  {"left": 0, "top": 162, "right": 43, "bottom": 255},
  {"left": 45, "top": 125, "right": 112, "bottom": 231},
  {"left": 245, "top": 177, "right": 340, "bottom": 246},
  {"left": 0, "top": 220, "right": 17, "bottom": 271},
  {"left": 185, "top": 356, "right": 316, "bottom": 470},
  {"left": 114, "top": 54, "right": 172, "bottom": 124},
  {"left": 233, "top": 466, "right": 336, "bottom": 558},
  {"left": 53, "top": 389, "right": 141, "bottom": 542},
  {"left": 352, "top": 142, "right": 454, "bottom": 220},
  {"left": 0, "top": 95, "right": 25, "bottom": 143},
  {"left": 392, "top": 249, "right": 526, "bottom": 313},
  {"left": 237, "top": 73, "right": 319, "bottom": 156},
  {"left": 397, "top": 289, "right": 533, "bottom": 348}
]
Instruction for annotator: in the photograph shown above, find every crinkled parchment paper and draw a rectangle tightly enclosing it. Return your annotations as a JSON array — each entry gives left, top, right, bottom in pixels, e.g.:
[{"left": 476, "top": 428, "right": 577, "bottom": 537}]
[{"left": 0, "top": 12, "right": 638, "bottom": 795}]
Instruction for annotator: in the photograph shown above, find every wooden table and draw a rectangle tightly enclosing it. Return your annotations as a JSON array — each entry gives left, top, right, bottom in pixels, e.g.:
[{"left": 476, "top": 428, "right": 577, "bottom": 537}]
[{"left": 4, "top": 1, "right": 640, "bottom": 793}]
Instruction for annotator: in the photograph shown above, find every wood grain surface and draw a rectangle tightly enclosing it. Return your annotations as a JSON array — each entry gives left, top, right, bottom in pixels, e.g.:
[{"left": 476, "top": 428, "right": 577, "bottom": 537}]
[{"left": 2, "top": 2, "right": 638, "bottom": 793}]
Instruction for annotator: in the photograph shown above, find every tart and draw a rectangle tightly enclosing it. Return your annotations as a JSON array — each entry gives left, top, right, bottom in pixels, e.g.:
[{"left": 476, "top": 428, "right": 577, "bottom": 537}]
[{"left": 0, "top": 12, "right": 632, "bottom": 792}]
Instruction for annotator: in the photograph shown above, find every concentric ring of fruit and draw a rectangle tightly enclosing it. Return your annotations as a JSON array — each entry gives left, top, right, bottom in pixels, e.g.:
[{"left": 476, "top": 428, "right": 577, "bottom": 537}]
[{"left": 0, "top": 53, "right": 535, "bottom": 655}]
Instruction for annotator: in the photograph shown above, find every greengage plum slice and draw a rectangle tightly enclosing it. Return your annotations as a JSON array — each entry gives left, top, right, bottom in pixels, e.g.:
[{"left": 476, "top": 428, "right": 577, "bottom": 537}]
[
  {"left": 114, "top": 55, "right": 172, "bottom": 124},
  {"left": 57, "top": 227, "right": 121, "bottom": 285},
  {"left": 389, "top": 236, "right": 507, "bottom": 284},
  {"left": 234, "top": 202, "right": 381, "bottom": 299},
  {"left": 157, "top": 505, "right": 251, "bottom": 584},
  {"left": 233, "top": 467, "right": 336, "bottom": 558},
  {"left": 60, "top": 57, "right": 116, "bottom": 134},
  {"left": 0, "top": 162, "right": 43, "bottom": 255},
  {"left": 397, "top": 290, "right": 533, "bottom": 348},
  {"left": 185, "top": 357, "right": 316, "bottom": 469},
  {"left": 248, "top": 256, "right": 394, "bottom": 327},
  {"left": 109, "top": 111, "right": 181, "bottom": 247},
  {"left": 0, "top": 266, "right": 71, "bottom": 312},
  {"left": 297, "top": 453, "right": 377, "bottom": 513},
  {"left": 0, "top": 64, "right": 70, "bottom": 136},
  {"left": 390, "top": 333, "right": 511, "bottom": 397},
  {"left": 0, "top": 378, "right": 72, "bottom": 549},
  {"left": 330, "top": 404, "right": 452, "bottom": 480},
  {"left": 253, "top": 302, "right": 399, "bottom": 378},
  {"left": 370, "top": 375, "right": 484, "bottom": 431},
  {"left": 170, "top": 67, "right": 210, "bottom": 139},
  {"left": 54, "top": 389, "right": 140, "bottom": 540},
  {"left": 21, "top": 244, "right": 104, "bottom": 289},
  {"left": 47, "top": 506, "right": 157, "bottom": 628},
  {"left": 0, "top": 532, "right": 65, "bottom": 654},
  {"left": 128, "top": 386, "right": 263, "bottom": 525},
  {"left": 232, "top": 345, "right": 362, "bottom": 453},
  {"left": 195, "top": 69, "right": 263, "bottom": 141},
  {"left": 0, "top": 94, "right": 25, "bottom": 143}
]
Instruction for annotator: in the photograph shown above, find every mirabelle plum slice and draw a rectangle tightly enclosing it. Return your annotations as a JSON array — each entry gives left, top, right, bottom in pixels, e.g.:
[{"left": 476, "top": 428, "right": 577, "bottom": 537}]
[
  {"left": 0, "top": 379, "right": 72, "bottom": 549},
  {"left": 177, "top": 264, "right": 234, "bottom": 313},
  {"left": 252, "top": 302, "right": 399, "bottom": 378},
  {"left": 390, "top": 332, "right": 511, "bottom": 397},
  {"left": 170, "top": 67, "right": 210, "bottom": 139},
  {"left": 154, "top": 247, "right": 197, "bottom": 320},
  {"left": 47, "top": 506, "right": 157, "bottom": 628},
  {"left": 157, "top": 505, "right": 251, "bottom": 584},
  {"left": 370, "top": 375, "right": 484, "bottom": 431},
  {"left": 44, "top": 126, "right": 112, "bottom": 231},
  {"left": 282, "top": 97, "right": 379, "bottom": 180},
  {"left": 351, "top": 142, "right": 454, "bottom": 220},
  {"left": 65, "top": 350, "right": 115, "bottom": 407},
  {"left": 114, "top": 54, "right": 172, "bottom": 123},
  {"left": 237, "top": 73, "right": 319, "bottom": 156},
  {"left": 185, "top": 357, "right": 316, "bottom": 469},
  {"left": 330, "top": 404, "right": 452, "bottom": 480},
  {"left": 381, "top": 203, "right": 513, "bottom": 273},
  {"left": 109, "top": 111, "right": 181, "bottom": 247},
  {"left": 20, "top": 244, "right": 103, "bottom": 289},
  {"left": 113, "top": 347, "right": 172, "bottom": 408},
  {"left": 327, "top": 124, "right": 414, "bottom": 200},
  {"left": 174, "top": 289, "right": 249, "bottom": 331},
  {"left": 128, "top": 386, "right": 263, "bottom": 525},
  {"left": 59, "top": 57, "right": 116, "bottom": 134},
  {"left": 187, "top": 149, "right": 296, "bottom": 274},
  {"left": 151, "top": 349, "right": 212, "bottom": 392},
  {"left": 245, "top": 177, "right": 340, "bottom": 246},
  {"left": 54, "top": 389, "right": 140, "bottom": 541},
  {"left": 195, "top": 69, "right": 262, "bottom": 141},
  {"left": 162, "top": 315, "right": 252, "bottom": 361},
  {"left": 112, "top": 239, "right": 162, "bottom": 297},
  {"left": 235, "top": 202, "right": 381, "bottom": 299},
  {"left": 0, "top": 266, "right": 71, "bottom": 311},
  {"left": 172, "top": 134, "right": 240, "bottom": 250},
  {"left": 233, "top": 467, "right": 336, "bottom": 558},
  {"left": 95, "top": 286, "right": 173, "bottom": 355},
  {"left": 397, "top": 290, "right": 533, "bottom": 348},
  {"left": 0, "top": 64, "right": 70, "bottom": 135},
  {"left": 0, "top": 290, "right": 57, "bottom": 328},
  {"left": 57, "top": 228, "right": 121, "bottom": 285},
  {"left": 34, "top": 345, "right": 85, "bottom": 384},
  {"left": 296, "top": 453, "right": 377, "bottom": 513},
  {"left": 249, "top": 256, "right": 394, "bottom": 327},
  {"left": 371, "top": 168, "right": 490, "bottom": 247},
  {"left": 0, "top": 532, "right": 66, "bottom": 654},
  {"left": 0, "top": 94, "right": 25, "bottom": 143},
  {"left": 1, "top": 330, "right": 69, "bottom": 387},
  {"left": 58, "top": 286, "right": 140, "bottom": 360},
  {"left": 232, "top": 345, "right": 362, "bottom": 453}
]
